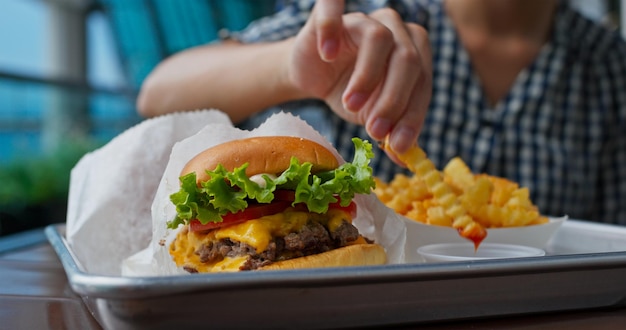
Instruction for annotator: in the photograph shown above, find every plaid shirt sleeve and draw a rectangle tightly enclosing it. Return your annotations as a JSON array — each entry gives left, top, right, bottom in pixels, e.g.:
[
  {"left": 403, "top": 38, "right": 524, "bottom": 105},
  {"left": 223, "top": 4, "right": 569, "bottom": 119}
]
[{"left": 598, "top": 42, "right": 626, "bottom": 224}]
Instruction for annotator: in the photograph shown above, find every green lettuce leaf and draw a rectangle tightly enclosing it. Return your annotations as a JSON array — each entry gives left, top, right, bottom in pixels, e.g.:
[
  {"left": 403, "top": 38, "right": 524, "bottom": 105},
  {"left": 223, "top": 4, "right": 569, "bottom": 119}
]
[{"left": 167, "top": 137, "right": 376, "bottom": 229}]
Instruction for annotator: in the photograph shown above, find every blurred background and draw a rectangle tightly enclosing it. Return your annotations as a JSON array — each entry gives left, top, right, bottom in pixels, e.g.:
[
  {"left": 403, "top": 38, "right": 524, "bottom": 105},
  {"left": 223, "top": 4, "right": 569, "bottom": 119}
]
[
  {"left": 0, "top": 0, "right": 623, "bottom": 236},
  {"left": 0, "top": 0, "right": 277, "bottom": 235}
]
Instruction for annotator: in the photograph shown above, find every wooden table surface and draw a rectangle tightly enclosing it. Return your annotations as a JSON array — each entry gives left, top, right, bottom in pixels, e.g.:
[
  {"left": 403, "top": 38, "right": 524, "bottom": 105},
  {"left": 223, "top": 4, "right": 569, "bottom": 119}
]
[{"left": 1, "top": 228, "right": 625, "bottom": 330}]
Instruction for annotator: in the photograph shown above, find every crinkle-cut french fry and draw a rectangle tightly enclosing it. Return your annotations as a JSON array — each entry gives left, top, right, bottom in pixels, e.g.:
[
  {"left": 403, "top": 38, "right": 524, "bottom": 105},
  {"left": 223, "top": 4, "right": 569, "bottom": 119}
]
[
  {"left": 380, "top": 138, "right": 487, "bottom": 246},
  {"left": 387, "top": 190, "right": 416, "bottom": 214},
  {"left": 505, "top": 188, "right": 533, "bottom": 209},
  {"left": 477, "top": 174, "right": 519, "bottom": 207},
  {"left": 405, "top": 205, "right": 426, "bottom": 223},
  {"left": 463, "top": 197, "right": 543, "bottom": 228},
  {"left": 405, "top": 212, "right": 425, "bottom": 223},
  {"left": 377, "top": 174, "right": 431, "bottom": 215},
  {"left": 373, "top": 178, "right": 393, "bottom": 203},
  {"left": 426, "top": 205, "right": 453, "bottom": 226},
  {"left": 502, "top": 207, "right": 541, "bottom": 227},
  {"left": 406, "top": 200, "right": 430, "bottom": 223},
  {"left": 462, "top": 177, "right": 493, "bottom": 205},
  {"left": 461, "top": 177, "right": 501, "bottom": 227},
  {"left": 390, "top": 173, "right": 411, "bottom": 189},
  {"left": 443, "top": 157, "right": 475, "bottom": 193},
  {"left": 529, "top": 216, "right": 549, "bottom": 225}
]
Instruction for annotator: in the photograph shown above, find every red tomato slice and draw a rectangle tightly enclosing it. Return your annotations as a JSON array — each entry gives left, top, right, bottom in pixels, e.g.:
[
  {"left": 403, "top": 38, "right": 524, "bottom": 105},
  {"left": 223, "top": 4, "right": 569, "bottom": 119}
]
[
  {"left": 329, "top": 200, "right": 357, "bottom": 218},
  {"left": 189, "top": 195, "right": 357, "bottom": 232},
  {"left": 189, "top": 201, "right": 291, "bottom": 232}
]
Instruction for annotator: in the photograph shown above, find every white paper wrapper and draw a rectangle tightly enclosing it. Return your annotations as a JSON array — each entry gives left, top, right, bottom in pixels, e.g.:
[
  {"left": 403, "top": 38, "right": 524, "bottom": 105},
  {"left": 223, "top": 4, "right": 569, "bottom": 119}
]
[
  {"left": 66, "top": 110, "right": 233, "bottom": 275},
  {"left": 121, "top": 112, "right": 408, "bottom": 276}
]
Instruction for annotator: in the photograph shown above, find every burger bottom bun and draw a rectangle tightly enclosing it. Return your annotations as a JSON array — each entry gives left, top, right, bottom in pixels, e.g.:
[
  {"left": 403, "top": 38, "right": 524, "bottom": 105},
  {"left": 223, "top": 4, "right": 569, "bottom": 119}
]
[{"left": 259, "top": 244, "right": 387, "bottom": 271}]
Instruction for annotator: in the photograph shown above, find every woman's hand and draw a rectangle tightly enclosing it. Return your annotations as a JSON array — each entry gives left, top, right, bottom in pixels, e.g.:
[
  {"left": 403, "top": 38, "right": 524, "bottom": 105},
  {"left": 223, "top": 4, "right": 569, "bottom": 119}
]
[{"left": 288, "top": 0, "right": 432, "bottom": 155}]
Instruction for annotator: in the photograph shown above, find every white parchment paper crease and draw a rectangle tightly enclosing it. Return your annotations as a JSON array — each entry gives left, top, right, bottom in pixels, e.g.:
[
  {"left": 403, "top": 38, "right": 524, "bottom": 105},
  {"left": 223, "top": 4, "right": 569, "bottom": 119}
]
[{"left": 66, "top": 110, "right": 232, "bottom": 275}]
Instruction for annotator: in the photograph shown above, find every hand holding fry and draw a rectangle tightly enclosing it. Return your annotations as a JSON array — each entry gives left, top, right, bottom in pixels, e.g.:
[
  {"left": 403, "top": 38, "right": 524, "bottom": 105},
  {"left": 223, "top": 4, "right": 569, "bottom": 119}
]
[{"left": 291, "top": 0, "right": 431, "bottom": 153}]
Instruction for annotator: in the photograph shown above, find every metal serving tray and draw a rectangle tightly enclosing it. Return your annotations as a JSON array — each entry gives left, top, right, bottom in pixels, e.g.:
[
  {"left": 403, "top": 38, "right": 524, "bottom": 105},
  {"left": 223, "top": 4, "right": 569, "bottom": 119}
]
[{"left": 46, "top": 220, "right": 626, "bottom": 330}]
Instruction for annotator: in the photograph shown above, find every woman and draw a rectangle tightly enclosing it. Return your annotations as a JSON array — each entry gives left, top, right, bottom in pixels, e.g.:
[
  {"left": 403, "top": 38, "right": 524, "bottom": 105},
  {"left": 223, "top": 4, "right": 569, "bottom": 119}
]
[{"left": 137, "top": 0, "right": 626, "bottom": 224}]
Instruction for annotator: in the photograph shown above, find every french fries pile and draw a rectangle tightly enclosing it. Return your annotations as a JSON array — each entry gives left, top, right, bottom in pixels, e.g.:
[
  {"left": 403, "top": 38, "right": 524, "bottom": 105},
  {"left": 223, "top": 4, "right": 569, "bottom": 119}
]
[{"left": 375, "top": 152, "right": 549, "bottom": 232}]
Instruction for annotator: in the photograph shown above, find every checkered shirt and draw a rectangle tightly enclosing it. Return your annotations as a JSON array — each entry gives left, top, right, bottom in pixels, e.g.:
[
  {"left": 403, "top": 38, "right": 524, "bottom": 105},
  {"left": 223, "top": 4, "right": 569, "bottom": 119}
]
[{"left": 232, "top": 0, "right": 626, "bottom": 225}]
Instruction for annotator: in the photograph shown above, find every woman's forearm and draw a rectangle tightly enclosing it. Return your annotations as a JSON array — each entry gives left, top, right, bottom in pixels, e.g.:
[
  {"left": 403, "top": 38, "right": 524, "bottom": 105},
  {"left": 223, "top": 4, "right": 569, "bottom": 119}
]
[{"left": 136, "top": 39, "right": 308, "bottom": 122}]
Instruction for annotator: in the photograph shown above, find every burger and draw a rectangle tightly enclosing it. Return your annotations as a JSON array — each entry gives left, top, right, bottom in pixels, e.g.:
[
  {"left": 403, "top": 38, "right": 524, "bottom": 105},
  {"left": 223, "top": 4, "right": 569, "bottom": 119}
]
[{"left": 166, "top": 136, "right": 387, "bottom": 273}]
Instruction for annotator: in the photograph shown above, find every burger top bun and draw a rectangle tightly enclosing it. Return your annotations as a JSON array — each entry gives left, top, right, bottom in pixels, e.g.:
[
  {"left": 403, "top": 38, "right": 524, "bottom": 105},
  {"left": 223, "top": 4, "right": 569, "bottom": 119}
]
[{"left": 181, "top": 136, "right": 340, "bottom": 183}]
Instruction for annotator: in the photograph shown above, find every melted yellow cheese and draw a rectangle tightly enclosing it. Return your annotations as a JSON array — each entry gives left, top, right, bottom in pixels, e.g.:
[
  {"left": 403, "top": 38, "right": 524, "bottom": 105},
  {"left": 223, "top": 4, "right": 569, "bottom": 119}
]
[
  {"left": 211, "top": 256, "right": 249, "bottom": 272},
  {"left": 326, "top": 208, "right": 351, "bottom": 232},
  {"left": 215, "top": 211, "right": 314, "bottom": 253},
  {"left": 169, "top": 231, "right": 249, "bottom": 273},
  {"left": 170, "top": 227, "right": 218, "bottom": 273},
  {"left": 169, "top": 207, "right": 353, "bottom": 273}
]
